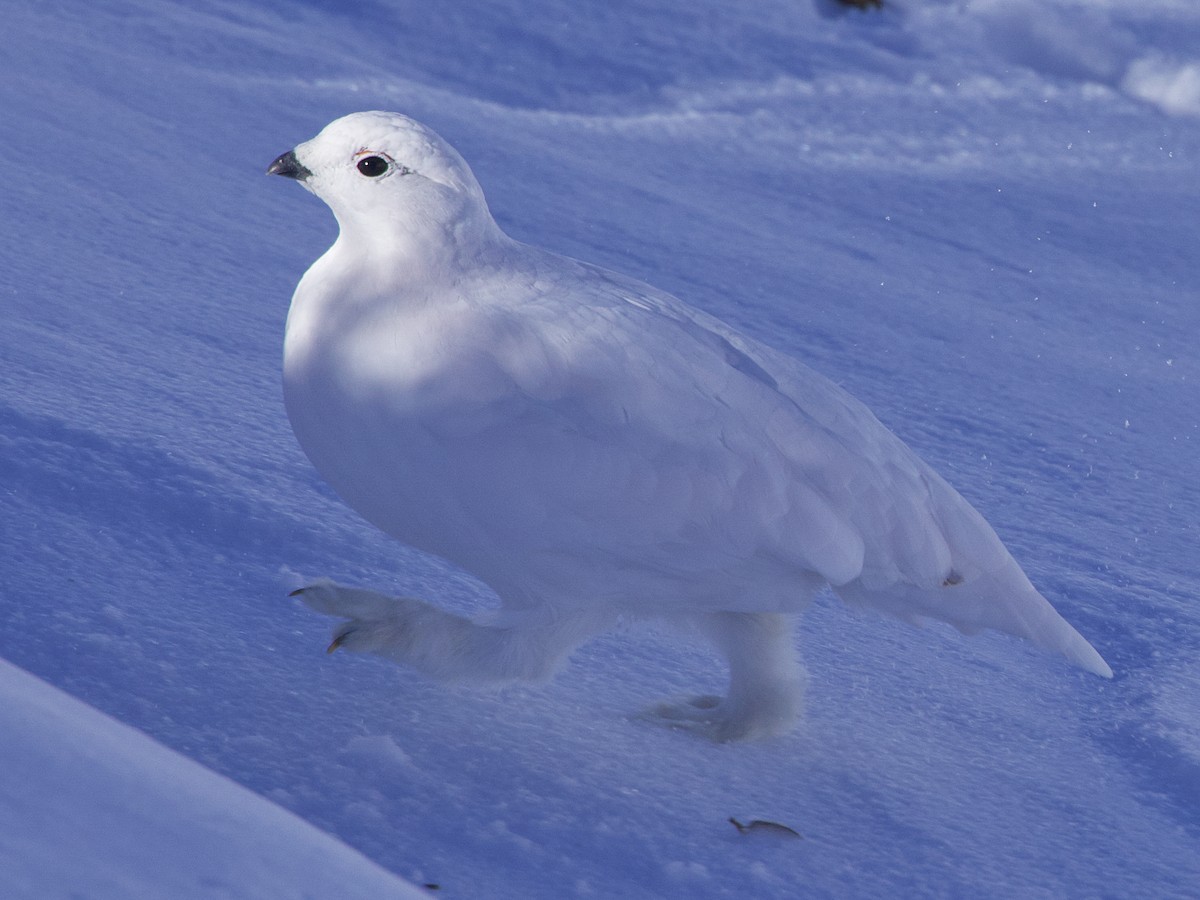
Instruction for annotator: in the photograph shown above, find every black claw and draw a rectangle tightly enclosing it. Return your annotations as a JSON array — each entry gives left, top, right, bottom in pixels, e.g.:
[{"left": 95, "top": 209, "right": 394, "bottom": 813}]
[{"left": 327, "top": 626, "right": 355, "bottom": 654}]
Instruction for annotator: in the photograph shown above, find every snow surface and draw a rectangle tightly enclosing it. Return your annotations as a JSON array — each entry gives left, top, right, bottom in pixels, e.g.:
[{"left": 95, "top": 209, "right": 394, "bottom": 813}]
[
  {"left": 0, "top": 659, "right": 428, "bottom": 899},
  {"left": 3, "top": 0, "right": 1198, "bottom": 897}
]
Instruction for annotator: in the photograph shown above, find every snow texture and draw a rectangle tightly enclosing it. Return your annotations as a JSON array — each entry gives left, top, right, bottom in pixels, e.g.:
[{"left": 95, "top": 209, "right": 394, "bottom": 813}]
[
  {"left": 3, "top": 0, "right": 1199, "bottom": 897},
  {"left": 0, "top": 660, "right": 429, "bottom": 899}
]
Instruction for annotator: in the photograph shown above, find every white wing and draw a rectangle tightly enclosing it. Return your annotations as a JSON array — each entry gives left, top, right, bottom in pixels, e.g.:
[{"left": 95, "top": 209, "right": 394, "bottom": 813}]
[{"left": 484, "top": 251, "right": 1111, "bottom": 677}]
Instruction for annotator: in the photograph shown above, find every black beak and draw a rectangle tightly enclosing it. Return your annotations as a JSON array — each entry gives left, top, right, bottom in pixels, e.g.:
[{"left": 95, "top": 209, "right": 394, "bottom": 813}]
[{"left": 267, "top": 150, "right": 312, "bottom": 181}]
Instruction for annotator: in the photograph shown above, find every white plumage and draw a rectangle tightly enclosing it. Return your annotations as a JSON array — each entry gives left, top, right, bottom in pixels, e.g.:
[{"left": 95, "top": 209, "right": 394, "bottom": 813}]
[{"left": 268, "top": 111, "right": 1110, "bottom": 741}]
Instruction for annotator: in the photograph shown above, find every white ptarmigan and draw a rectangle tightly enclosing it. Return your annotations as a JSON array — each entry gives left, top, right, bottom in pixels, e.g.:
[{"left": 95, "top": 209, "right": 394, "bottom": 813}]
[{"left": 268, "top": 111, "right": 1111, "bottom": 741}]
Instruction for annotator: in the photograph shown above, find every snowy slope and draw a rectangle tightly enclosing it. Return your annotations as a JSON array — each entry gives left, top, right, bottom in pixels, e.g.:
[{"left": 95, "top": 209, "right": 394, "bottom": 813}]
[
  {"left": 0, "top": 660, "right": 428, "bottom": 899},
  {"left": 3, "top": 0, "right": 1199, "bottom": 897}
]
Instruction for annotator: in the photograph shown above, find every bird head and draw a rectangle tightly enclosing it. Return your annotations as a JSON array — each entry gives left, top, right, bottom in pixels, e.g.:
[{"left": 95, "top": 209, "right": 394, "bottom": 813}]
[{"left": 268, "top": 111, "right": 499, "bottom": 258}]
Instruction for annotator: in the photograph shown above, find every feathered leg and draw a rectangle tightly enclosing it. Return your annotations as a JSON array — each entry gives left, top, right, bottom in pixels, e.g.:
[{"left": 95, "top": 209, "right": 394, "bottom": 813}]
[
  {"left": 652, "top": 611, "right": 806, "bottom": 742},
  {"left": 294, "top": 580, "right": 607, "bottom": 684}
]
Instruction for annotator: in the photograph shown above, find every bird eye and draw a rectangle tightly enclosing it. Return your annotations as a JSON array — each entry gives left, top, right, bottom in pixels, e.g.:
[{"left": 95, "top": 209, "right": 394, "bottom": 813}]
[{"left": 356, "top": 155, "right": 390, "bottom": 178}]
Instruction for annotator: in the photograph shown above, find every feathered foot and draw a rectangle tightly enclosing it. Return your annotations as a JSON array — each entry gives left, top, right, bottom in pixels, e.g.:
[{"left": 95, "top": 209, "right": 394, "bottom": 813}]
[
  {"left": 645, "top": 612, "right": 806, "bottom": 742},
  {"left": 291, "top": 579, "right": 607, "bottom": 685}
]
